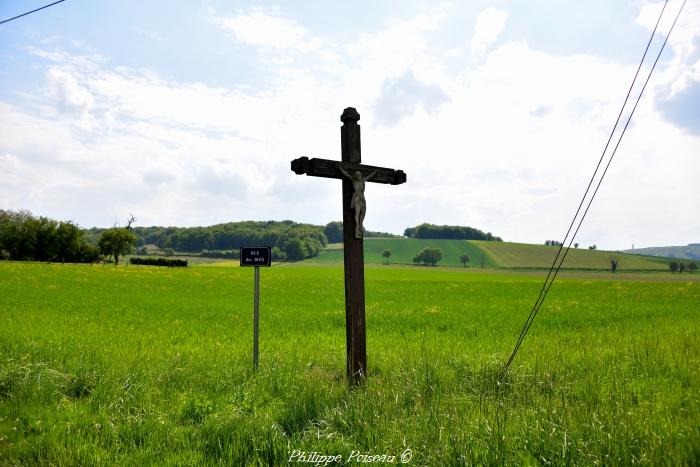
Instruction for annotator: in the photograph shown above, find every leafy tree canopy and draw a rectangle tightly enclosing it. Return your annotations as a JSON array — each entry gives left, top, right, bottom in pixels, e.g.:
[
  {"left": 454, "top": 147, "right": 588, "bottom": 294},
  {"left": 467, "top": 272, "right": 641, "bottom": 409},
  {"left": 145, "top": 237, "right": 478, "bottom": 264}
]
[
  {"left": 0, "top": 209, "right": 99, "bottom": 263},
  {"left": 98, "top": 228, "right": 138, "bottom": 265},
  {"left": 414, "top": 247, "right": 442, "bottom": 266},
  {"left": 404, "top": 223, "right": 502, "bottom": 241}
]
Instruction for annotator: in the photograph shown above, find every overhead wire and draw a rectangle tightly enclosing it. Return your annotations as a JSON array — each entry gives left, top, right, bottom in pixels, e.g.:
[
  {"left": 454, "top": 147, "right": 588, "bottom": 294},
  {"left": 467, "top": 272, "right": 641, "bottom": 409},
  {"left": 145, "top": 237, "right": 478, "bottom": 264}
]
[
  {"left": 0, "top": 0, "right": 66, "bottom": 25},
  {"left": 504, "top": 0, "right": 670, "bottom": 372},
  {"left": 503, "top": 0, "right": 687, "bottom": 374}
]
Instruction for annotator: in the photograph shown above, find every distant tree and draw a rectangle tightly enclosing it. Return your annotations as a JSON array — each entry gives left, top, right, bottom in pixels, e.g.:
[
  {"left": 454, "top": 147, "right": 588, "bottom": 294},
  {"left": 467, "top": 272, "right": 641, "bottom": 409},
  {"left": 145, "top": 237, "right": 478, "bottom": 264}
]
[
  {"left": 271, "top": 246, "right": 286, "bottom": 261},
  {"left": 275, "top": 227, "right": 325, "bottom": 260},
  {"left": 78, "top": 243, "right": 101, "bottom": 263},
  {"left": 415, "top": 247, "right": 442, "bottom": 266},
  {"left": 412, "top": 255, "right": 420, "bottom": 265},
  {"left": 98, "top": 227, "right": 138, "bottom": 265},
  {"left": 545, "top": 240, "right": 551, "bottom": 246},
  {"left": 610, "top": 258, "right": 618, "bottom": 273},
  {"left": 382, "top": 249, "right": 391, "bottom": 265},
  {"left": 137, "top": 246, "right": 148, "bottom": 255},
  {"left": 574, "top": 243, "right": 579, "bottom": 248},
  {"left": 324, "top": 221, "right": 343, "bottom": 243},
  {"left": 688, "top": 262, "right": 698, "bottom": 273},
  {"left": 459, "top": 254, "right": 470, "bottom": 267},
  {"left": 679, "top": 262, "right": 687, "bottom": 273},
  {"left": 283, "top": 238, "right": 307, "bottom": 261},
  {"left": 432, "top": 248, "right": 442, "bottom": 266},
  {"left": 481, "top": 256, "right": 485, "bottom": 268},
  {"left": 588, "top": 244, "right": 597, "bottom": 250},
  {"left": 669, "top": 261, "right": 679, "bottom": 273},
  {"left": 365, "top": 229, "right": 399, "bottom": 238},
  {"left": 163, "top": 247, "right": 175, "bottom": 257}
]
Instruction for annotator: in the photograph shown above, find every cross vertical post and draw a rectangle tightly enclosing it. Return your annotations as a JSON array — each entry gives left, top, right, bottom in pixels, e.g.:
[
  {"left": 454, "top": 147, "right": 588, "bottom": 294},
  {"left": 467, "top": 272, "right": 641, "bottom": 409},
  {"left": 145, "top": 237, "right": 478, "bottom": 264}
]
[
  {"left": 340, "top": 108, "right": 366, "bottom": 385},
  {"left": 290, "top": 107, "right": 406, "bottom": 386}
]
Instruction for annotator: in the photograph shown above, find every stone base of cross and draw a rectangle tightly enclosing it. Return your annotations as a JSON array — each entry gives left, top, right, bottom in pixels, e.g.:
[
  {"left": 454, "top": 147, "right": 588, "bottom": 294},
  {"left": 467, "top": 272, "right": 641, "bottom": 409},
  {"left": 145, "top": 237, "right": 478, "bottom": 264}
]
[{"left": 291, "top": 107, "right": 407, "bottom": 385}]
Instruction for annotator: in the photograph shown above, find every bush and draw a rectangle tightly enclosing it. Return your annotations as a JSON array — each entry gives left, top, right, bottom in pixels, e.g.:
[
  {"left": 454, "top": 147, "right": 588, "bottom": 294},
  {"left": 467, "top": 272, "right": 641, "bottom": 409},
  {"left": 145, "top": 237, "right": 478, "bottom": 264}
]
[{"left": 130, "top": 257, "right": 188, "bottom": 267}]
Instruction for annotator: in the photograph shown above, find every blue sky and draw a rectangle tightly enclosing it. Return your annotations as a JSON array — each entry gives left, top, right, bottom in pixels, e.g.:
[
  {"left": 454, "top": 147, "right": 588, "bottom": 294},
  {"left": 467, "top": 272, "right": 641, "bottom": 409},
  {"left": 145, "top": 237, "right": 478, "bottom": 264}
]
[{"left": 0, "top": 0, "right": 698, "bottom": 249}]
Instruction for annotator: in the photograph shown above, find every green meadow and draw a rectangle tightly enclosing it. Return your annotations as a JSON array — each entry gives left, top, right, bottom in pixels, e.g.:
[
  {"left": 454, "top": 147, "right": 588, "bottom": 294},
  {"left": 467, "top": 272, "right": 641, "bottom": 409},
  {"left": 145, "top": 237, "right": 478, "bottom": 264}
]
[
  {"left": 1, "top": 261, "right": 699, "bottom": 465},
  {"left": 314, "top": 238, "right": 671, "bottom": 271},
  {"left": 314, "top": 239, "right": 496, "bottom": 268}
]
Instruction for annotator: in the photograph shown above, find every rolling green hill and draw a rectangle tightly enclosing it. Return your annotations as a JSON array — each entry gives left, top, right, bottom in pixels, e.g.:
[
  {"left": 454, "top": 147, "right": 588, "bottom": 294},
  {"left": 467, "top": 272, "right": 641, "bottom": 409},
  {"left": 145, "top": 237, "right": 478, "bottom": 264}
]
[
  {"left": 312, "top": 238, "right": 497, "bottom": 267},
  {"left": 313, "top": 238, "right": 674, "bottom": 271},
  {"left": 474, "top": 241, "right": 670, "bottom": 271},
  {"left": 622, "top": 245, "right": 700, "bottom": 261}
]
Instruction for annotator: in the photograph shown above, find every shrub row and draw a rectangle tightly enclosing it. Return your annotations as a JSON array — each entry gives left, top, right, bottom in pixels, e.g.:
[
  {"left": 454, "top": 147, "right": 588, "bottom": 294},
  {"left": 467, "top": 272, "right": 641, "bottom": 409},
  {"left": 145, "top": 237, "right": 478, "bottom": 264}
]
[
  {"left": 200, "top": 249, "right": 239, "bottom": 259},
  {"left": 130, "top": 257, "right": 188, "bottom": 267}
]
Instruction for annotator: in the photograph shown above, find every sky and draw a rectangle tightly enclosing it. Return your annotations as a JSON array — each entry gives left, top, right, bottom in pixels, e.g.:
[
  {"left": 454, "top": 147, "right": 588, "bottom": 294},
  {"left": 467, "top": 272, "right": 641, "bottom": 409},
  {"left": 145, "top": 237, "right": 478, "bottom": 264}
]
[{"left": 0, "top": 0, "right": 698, "bottom": 250}]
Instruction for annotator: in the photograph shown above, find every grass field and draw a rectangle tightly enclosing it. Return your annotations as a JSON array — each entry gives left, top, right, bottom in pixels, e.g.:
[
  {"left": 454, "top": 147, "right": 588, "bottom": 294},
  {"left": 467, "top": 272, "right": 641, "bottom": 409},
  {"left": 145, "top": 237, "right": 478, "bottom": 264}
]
[
  {"left": 313, "top": 238, "right": 496, "bottom": 268},
  {"left": 473, "top": 241, "right": 670, "bottom": 271},
  {"left": 314, "top": 238, "right": 672, "bottom": 271},
  {"left": 1, "top": 261, "right": 699, "bottom": 465}
]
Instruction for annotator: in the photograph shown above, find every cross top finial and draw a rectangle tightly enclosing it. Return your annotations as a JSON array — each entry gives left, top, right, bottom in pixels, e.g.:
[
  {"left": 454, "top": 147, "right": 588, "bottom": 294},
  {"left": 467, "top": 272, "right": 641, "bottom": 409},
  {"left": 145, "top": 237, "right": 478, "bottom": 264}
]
[{"left": 340, "top": 107, "right": 360, "bottom": 123}]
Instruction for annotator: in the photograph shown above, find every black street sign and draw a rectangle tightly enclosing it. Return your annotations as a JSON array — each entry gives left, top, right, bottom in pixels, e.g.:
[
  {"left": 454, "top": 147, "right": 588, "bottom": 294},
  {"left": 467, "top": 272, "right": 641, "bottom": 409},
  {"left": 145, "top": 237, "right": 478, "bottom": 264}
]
[{"left": 240, "top": 246, "right": 272, "bottom": 267}]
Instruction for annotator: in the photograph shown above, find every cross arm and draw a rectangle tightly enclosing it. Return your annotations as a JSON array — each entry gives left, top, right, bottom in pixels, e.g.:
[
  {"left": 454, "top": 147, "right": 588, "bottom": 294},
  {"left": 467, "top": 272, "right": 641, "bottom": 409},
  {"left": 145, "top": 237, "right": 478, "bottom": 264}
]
[{"left": 291, "top": 157, "right": 406, "bottom": 185}]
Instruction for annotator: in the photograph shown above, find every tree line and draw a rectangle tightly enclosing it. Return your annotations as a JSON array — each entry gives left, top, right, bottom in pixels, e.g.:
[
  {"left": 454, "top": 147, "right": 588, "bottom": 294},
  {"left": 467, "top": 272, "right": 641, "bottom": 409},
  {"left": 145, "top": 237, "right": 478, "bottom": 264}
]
[
  {"left": 669, "top": 261, "right": 697, "bottom": 273},
  {"left": 323, "top": 221, "right": 399, "bottom": 243},
  {"left": 0, "top": 210, "right": 100, "bottom": 263},
  {"left": 1, "top": 212, "right": 331, "bottom": 263},
  {"left": 2, "top": 211, "right": 508, "bottom": 265},
  {"left": 84, "top": 219, "right": 329, "bottom": 261},
  {"left": 404, "top": 223, "right": 502, "bottom": 241}
]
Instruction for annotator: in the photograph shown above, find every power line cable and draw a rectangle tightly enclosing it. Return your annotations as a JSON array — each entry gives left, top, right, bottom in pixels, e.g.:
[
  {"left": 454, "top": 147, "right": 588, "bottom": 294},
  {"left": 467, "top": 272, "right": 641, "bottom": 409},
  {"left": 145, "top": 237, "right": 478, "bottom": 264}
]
[
  {"left": 0, "top": 0, "right": 66, "bottom": 25},
  {"left": 523, "top": 0, "right": 688, "bottom": 335},
  {"left": 505, "top": 0, "right": 670, "bottom": 369},
  {"left": 503, "top": 0, "right": 686, "bottom": 374},
  {"left": 505, "top": 0, "right": 670, "bottom": 370}
]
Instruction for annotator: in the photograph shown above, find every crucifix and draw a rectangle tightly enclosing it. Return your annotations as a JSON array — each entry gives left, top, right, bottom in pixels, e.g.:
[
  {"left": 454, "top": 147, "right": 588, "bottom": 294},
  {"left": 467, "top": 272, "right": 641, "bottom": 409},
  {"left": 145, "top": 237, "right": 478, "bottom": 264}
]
[{"left": 291, "top": 107, "right": 407, "bottom": 385}]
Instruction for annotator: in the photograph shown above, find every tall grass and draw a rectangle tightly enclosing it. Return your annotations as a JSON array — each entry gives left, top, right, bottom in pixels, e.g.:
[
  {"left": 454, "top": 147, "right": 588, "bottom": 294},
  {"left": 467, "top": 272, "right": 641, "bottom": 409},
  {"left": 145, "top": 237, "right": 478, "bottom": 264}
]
[{"left": 0, "top": 262, "right": 698, "bottom": 465}]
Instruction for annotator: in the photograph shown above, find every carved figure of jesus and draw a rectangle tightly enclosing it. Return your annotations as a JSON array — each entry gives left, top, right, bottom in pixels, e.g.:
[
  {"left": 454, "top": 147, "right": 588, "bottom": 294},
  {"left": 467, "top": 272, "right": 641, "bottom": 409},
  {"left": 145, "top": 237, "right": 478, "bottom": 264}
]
[{"left": 337, "top": 164, "right": 377, "bottom": 238}]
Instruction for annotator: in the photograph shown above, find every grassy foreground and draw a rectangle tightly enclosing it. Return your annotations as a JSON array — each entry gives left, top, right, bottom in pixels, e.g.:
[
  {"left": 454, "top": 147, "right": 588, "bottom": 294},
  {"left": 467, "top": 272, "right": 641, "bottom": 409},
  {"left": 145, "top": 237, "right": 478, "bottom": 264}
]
[{"left": 0, "top": 262, "right": 698, "bottom": 465}]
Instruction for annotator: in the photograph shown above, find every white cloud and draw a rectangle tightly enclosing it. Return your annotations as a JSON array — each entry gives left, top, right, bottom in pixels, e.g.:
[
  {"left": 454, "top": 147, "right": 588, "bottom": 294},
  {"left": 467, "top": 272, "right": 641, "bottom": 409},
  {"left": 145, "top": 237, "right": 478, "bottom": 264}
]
[
  {"left": 45, "top": 67, "right": 94, "bottom": 120},
  {"left": 373, "top": 70, "right": 449, "bottom": 126},
  {"left": 213, "top": 9, "right": 322, "bottom": 52},
  {"left": 470, "top": 8, "right": 508, "bottom": 57},
  {"left": 1, "top": 3, "right": 698, "bottom": 249}
]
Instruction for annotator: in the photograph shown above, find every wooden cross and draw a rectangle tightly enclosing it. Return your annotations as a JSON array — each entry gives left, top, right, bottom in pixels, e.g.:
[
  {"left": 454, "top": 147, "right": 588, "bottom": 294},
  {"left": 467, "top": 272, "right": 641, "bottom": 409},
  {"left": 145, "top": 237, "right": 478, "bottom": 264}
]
[{"left": 291, "top": 107, "right": 407, "bottom": 385}]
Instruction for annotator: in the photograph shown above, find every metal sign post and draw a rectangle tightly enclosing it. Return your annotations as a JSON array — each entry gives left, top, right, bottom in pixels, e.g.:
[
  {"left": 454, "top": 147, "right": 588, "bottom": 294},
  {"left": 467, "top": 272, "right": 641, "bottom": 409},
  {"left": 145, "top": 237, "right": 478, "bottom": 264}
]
[
  {"left": 253, "top": 265, "right": 260, "bottom": 370},
  {"left": 240, "top": 246, "right": 272, "bottom": 371}
]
